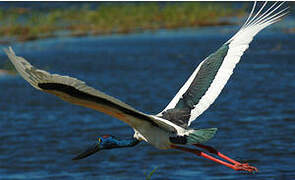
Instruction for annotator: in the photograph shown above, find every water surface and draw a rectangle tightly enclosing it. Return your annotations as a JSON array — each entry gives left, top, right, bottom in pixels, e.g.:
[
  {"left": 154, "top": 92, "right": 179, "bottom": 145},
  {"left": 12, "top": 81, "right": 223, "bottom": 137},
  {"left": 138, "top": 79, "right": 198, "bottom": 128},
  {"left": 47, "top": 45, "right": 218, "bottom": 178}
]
[{"left": 0, "top": 24, "right": 295, "bottom": 179}]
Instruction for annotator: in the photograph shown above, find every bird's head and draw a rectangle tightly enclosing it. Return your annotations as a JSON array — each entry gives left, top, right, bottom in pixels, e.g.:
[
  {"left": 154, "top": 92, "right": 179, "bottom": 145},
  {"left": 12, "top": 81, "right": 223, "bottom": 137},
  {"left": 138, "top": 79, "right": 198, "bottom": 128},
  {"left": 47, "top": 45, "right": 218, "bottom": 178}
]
[{"left": 72, "top": 135, "right": 118, "bottom": 160}]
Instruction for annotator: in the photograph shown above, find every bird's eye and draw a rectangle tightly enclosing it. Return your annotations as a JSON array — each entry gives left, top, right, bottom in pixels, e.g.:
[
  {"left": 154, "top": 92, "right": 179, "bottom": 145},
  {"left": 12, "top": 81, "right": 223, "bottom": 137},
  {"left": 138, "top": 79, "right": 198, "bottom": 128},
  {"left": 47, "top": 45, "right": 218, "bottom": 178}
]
[{"left": 98, "top": 138, "right": 102, "bottom": 143}]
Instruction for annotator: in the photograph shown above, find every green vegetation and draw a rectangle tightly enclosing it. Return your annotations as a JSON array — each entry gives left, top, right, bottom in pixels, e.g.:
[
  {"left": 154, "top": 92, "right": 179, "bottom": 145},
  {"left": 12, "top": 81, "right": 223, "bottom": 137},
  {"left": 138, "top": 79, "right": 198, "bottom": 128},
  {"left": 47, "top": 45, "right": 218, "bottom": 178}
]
[
  {"left": 0, "top": 2, "right": 246, "bottom": 42},
  {"left": 145, "top": 167, "right": 158, "bottom": 180}
]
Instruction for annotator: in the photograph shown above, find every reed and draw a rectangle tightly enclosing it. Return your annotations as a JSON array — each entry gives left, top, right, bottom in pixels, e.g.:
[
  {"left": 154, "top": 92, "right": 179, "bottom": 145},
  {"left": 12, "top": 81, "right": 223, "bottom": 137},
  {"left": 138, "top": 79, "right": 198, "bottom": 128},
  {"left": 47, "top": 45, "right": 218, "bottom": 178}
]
[
  {"left": 145, "top": 167, "right": 158, "bottom": 180},
  {"left": 0, "top": 2, "right": 246, "bottom": 42}
]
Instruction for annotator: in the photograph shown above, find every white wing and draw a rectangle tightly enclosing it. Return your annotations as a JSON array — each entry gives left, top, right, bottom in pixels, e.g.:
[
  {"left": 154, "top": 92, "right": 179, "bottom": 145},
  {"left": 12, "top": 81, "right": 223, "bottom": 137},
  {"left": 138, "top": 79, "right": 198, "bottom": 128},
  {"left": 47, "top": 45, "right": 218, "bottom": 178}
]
[
  {"left": 157, "top": 2, "right": 288, "bottom": 128},
  {"left": 4, "top": 47, "right": 178, "bottom": 132}
]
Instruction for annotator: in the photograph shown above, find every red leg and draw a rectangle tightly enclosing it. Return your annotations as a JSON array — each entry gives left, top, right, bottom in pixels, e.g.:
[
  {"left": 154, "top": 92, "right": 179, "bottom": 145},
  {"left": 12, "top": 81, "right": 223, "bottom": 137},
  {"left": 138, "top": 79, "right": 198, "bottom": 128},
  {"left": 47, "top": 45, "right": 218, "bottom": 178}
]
[
  {"left": 194, "top": 144, "right": 240, "bottom": 165},
  {"left": 193, "top": 144, "right": 258, "bottom": 172},
  {"left": 171, "top": 145, "right": 258, "bottom": 173},
  {"left": 194, "top": 144, "right": 258, "bottom": 171}
]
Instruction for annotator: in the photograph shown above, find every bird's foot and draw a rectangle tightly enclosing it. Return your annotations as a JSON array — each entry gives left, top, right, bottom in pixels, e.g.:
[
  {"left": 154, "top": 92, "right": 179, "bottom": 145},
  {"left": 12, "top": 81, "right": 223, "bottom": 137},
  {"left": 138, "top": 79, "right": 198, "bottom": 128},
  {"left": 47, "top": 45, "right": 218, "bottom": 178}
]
[{"left": 233, "top": 163, "right": 258, "bottom": 173}]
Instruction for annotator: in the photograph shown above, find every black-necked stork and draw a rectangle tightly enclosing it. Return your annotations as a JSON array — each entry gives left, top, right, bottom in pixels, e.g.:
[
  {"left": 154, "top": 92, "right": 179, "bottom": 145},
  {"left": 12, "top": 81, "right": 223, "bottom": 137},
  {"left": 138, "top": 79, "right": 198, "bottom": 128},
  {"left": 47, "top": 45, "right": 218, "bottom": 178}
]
[{"left": 5, "top": 2, "right": 288, "bottom": 173}]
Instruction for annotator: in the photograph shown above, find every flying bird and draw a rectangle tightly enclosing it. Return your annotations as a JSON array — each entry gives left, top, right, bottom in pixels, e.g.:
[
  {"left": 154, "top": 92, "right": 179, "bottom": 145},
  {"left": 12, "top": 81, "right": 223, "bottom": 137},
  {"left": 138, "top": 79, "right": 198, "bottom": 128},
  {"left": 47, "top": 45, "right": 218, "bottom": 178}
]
[{"left": 5, "top": 2, "right": 288, "bottom": 173}]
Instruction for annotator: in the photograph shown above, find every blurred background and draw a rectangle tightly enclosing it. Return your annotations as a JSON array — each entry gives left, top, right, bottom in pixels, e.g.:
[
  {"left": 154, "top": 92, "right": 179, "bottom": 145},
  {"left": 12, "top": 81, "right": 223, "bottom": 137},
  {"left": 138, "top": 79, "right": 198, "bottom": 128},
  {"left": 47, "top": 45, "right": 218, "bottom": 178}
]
[
  {"left": 0, "top": 2, "right": 246, "bottom": 42},
  {"left": 0, "top": 2, "right": 295, "bottom": 179}
]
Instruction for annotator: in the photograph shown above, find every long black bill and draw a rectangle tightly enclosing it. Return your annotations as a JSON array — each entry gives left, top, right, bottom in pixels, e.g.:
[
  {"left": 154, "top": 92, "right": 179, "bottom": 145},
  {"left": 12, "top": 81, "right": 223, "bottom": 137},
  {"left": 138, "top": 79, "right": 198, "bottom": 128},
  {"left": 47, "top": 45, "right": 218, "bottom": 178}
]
[{"left": 72, "top": 143, "right": 100, "bottom": 160}]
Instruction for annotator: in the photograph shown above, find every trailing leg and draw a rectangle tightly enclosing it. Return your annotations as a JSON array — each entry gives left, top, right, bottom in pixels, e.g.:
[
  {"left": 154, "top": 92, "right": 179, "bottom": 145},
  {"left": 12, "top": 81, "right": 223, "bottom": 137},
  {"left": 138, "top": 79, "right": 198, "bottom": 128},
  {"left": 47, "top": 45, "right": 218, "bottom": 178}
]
[{"left": 170, "top": 144, "right": 258, "bottom": 173}]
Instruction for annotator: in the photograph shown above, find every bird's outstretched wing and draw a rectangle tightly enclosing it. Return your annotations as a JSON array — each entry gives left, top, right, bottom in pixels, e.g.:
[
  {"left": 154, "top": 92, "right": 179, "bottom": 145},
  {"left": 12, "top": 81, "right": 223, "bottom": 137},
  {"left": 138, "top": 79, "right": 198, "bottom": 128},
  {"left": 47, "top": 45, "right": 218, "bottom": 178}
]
[
  {"left": 4, "top": 47, "right": 177, "bottom": 132},
  {"left": 157, "top": 2, "right": 288, "bottom": 128}
]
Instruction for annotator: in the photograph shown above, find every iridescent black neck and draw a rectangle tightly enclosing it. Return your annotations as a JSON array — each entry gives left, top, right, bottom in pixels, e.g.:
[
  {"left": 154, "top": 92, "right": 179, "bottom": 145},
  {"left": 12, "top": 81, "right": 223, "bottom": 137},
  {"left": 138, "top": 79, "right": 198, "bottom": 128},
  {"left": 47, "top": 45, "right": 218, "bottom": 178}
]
[
  {"left": 72, "top": 136, "right": 141, "bottom": 160},
  {"left": 102, "top": 136, "right": 140, "bottom": 149}
]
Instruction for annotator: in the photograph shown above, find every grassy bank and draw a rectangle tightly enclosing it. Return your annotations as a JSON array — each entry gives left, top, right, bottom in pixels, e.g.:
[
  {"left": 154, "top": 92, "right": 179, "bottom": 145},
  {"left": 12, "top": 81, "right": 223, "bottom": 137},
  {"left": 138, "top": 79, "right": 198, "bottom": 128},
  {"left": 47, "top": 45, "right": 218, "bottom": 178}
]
[{"left": 0, "top": 2, "right": 246, "bottom": 43}]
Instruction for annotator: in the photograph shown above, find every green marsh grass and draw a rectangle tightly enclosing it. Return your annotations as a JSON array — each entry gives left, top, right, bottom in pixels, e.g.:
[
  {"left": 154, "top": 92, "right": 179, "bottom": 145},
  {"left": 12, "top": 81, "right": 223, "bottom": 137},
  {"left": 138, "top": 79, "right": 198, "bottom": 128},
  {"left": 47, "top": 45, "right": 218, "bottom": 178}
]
[
  {"left": 145, "top": 167, "right": 158, "bottom": 180},
  {"left": 0, "top": 2, "right": 246, "bottom": 42}
]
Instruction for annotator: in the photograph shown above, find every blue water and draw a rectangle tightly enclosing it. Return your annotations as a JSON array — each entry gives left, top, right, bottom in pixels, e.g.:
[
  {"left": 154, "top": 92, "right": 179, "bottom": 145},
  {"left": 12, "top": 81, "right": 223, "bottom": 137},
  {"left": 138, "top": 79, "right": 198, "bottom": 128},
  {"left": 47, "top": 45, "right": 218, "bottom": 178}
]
[{"left": 1, "top": 23, "right": 295, "bottom": 179}]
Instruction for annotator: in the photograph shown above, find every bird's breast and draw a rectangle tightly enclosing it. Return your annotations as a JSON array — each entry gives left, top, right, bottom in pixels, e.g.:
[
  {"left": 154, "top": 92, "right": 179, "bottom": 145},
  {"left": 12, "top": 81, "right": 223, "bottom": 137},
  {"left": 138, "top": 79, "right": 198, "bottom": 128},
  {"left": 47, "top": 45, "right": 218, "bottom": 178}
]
[{"left": 133, "top": 124, "right": 172, "bottom": 149}]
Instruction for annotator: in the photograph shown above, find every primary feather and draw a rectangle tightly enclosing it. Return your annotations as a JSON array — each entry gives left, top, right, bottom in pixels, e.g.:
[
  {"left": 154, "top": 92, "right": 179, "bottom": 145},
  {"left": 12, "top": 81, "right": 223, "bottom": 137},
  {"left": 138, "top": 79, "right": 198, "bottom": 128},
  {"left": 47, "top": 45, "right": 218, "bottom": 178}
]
[
  {"left": 4, "top": 47, "right": 180, "bottom": 132},
  {"left": 158, "top": 2, "right": 288, "bottom": 128}
]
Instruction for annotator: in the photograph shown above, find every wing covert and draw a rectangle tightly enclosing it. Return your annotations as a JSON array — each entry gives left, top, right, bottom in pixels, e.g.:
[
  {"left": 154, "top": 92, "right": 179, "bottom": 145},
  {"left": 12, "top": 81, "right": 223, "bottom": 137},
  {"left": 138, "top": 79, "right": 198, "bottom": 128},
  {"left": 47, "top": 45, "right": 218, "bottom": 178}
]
[
  {"left": 4, "top": 47, "right": 162, "bottom": 129},
  {"left": 157, "top": 2, "right": 288, "bottom": 128}
]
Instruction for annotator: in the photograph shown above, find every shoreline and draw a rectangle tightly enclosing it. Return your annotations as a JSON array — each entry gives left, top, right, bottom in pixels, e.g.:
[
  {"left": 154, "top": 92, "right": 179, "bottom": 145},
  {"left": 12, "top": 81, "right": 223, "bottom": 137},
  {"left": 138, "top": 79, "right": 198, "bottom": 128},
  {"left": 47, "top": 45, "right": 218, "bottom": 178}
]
[
  {"left": 0, "top": 2, "right": 245, "bottom": 44},
  {"left": 0, "top": 20, "right": 236, "bottom": 45}
]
